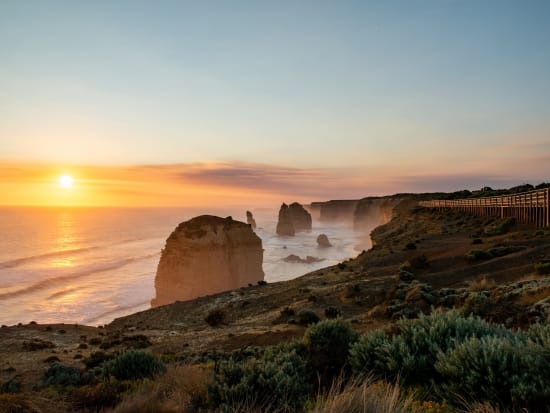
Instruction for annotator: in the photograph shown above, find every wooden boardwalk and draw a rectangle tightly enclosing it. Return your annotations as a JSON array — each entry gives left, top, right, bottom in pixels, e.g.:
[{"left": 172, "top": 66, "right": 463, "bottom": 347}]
[{"left": 419, "top": 188, "right": 550, "bottom": 228}]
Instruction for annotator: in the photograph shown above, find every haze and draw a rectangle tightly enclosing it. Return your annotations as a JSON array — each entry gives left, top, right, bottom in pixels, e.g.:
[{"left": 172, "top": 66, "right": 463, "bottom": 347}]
[{"left": 1, "top": 1, "right": 550, "bottom": 206}]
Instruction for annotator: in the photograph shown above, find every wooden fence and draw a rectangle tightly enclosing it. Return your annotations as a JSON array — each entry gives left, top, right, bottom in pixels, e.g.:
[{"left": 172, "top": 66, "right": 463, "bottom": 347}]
[{"left": 419, "top": 188, "right": 550, "bottom": 228}]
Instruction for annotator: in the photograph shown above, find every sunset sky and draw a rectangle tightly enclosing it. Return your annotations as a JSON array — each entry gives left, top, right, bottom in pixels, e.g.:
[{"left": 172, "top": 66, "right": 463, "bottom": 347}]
[{"left": 1, "top": 1, "right": 550, "bottom": 206}]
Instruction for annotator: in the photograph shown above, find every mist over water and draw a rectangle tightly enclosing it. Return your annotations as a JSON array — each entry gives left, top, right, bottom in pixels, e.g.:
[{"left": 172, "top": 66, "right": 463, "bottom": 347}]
[{"left": 0, "top": 207, "right": 366, "bottom": 326}]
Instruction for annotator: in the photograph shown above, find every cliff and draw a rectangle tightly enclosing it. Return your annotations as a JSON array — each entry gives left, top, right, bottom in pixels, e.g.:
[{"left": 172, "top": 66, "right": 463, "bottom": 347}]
[
  {"left": 151, "top": 215, "right": 264, "bottom": 307},
  {"left": 310, "top": 200, "right": 359, "bottom": 222},
  {"left": 353, "top": 196, "right": 404, "bottom": 231}
]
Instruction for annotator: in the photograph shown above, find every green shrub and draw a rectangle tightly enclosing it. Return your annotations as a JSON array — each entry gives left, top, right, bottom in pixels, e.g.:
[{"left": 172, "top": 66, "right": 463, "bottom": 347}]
[
  {"left": 527, "top": 323, "right": 550, "bottom": 347},
  {"left": 465, "top": 249, "right": 492, "bottom": 261},
  {"left": 461, "top": 293, "right": 496, "bottom": 317},
  {"left": 303, "top": 319, "right": 359, "bottom": 386},
  {"left": 534, "top": 262, "right": 550, "bottom": 275},
  {"left": 400, "top": 261, "right": 413, "bottom": 272},
  {"left": 435, "top": 336, "right": 550, "bottom": 409},
  {"left": 102, "top": 350, "right": 164, "bottom": 381},
  {"left": 296, "top": 309, "right": 320, "bottom": 326},
  {"left": 349, "top": 329, "right": 394, "bottom": 378},
  {"left": 484, "top": 217, "right": 516, "bottom": 236},
  {"left": 349, "top": 311, "right": 513, "bottom": 385},
  {"left": 409, "top": 254, "right": 429, "bottom": 269},
  {"left": 208, "top": 345, "right": 310, "bottom": 412},
  {"left": 42, "top": 362, "right": 82, "bottom": 387},
  {"left": 84, "top": 351, "right": 113, "bottom": 369},
  {"left": 205, "top": 308, "right": 225, "bottom": 326},
  {"left": 405, "top": 242, "right": 417, "bottom": 250}
]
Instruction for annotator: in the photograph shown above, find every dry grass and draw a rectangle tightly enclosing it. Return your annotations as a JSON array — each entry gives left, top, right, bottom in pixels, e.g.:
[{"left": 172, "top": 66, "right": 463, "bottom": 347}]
[
  {"left": 467, "top": 276, "right": 496, "bottom": 292},
  {"left": 311, "top": 377, "right": 415, "bottom": 413},
  {"left": 0, "top": 393, "right": 68, "bottom": 413},
  {"left": 107, "top": 364, "right": 211, "bottom": 413}
]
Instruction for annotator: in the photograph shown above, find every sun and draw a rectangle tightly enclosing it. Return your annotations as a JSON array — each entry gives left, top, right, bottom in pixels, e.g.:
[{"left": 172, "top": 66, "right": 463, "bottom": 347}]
[{"left": 59, "top": 175, "right": 74, "bottom": 188}]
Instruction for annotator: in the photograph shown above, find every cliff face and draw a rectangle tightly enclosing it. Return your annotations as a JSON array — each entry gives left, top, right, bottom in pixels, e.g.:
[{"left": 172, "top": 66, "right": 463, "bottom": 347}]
[
  {"left": 353, "top": 197, "right": 403, "bottom": 231},
  {"left": 311, "top": 200, "right": 359, "bottom": 222},
  {"left": 151, "top": 215, "right": 264, "bottom": 307}
]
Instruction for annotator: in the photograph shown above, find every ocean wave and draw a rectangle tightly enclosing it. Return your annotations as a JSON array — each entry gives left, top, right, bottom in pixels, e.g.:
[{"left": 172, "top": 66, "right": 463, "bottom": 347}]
[
  {"left": 0, "top": 236, "right": 164, "bottom": 271},
  {"left": 0, "top": 246, "right": 97, "bottom": 270},
  {"left": 0, "top": 252, "right": 159, "bottom": 301}
]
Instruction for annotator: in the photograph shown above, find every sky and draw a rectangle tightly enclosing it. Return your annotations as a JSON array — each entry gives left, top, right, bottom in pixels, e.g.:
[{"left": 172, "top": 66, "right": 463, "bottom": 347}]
[{"left": 1, "top": 0, "right": 550, "bottom": 206}]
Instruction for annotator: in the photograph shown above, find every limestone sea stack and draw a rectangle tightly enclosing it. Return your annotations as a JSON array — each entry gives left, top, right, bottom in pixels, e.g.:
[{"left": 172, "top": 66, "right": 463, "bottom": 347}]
[
  {"left": 288, "top": 202, "right": 312, "bottom": 231},
  {"left": 246, "top": 211, "right": 257, "bottom": 229},
  {"left": 276, "top": 202, "right": 312, "bottom": 236},
  {"left": 276, "top": 203, "right": 295, "bottom": 236},
  {"left": 151, "top": 215, "right": 264, "bottom": 307},
  {"left": 317, "top": 233, "right": 332, "bottom": 247}
]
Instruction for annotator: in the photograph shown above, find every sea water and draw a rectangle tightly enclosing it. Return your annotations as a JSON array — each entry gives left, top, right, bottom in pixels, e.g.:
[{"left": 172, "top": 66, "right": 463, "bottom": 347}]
[{"left": 0, "top": 207, "right": 366, "bottom": 326}]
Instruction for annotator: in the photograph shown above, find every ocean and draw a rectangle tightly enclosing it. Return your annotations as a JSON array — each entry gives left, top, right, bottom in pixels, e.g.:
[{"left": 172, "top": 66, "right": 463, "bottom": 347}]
[{"left": 0, "top": 207, "right": 366, "bottom": 326}]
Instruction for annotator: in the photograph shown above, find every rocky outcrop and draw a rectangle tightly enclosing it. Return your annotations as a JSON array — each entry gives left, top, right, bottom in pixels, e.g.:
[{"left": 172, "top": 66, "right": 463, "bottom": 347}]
[
  {"left": 311, "top": 200, "right": 359, "bottom": 222},
  {"left": 246, "top": 211, "right": 256, "bottom": 229},
  {"left": 353, "top": 197, "right": 403, "bottom": 231},
  {"left": 276, "top": 204, "right": 295, "bottom": 236},
  {"left": 288, "top": 202, "right": 312, "bottom": 232},
  {"left": 317, "top": 234, "right": 332, "bottom": 247},
  {"left": 276, "top": 202, "right": 312, "bottom": 236},
  {"left": 151, "top": 215, "right": 264, "bottom": 307},
  {"left": 283, "top": 254, "right": 324, "bottom": 264}
]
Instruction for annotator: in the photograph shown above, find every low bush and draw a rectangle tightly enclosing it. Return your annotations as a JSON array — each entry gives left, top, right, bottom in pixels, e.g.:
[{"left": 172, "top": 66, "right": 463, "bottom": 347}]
[
  {"left": 349, "top": 330, "right": 394, "bottom": 379},
  {"left": 350, "top": 311, "right": 513, "bottom": 385},
  {"left": 102, "top": 350, "right": 165, "bottom": 381},
  {"left": 483, "top": 217, "right": 516, "bottom": 236},
  {"left": 461, "top": 293, "right": 496, "bottom": 317},
  {"left": 42, "top": 362, "right": 82, "bottom": 387},
  {"left": 84, "top": 351, "right": 113, "bottom": 369},
  {"left": 324, "top": 306, "right": 341, "bottom": 319},
  {"left": 435, "top": 336, "right": 550, "bottom": 409},
  {"left": 303, "top": 319, "right": 360, "bottom": 386},
  {"left": 296, "top": 309, "right": 320, "bottom": 326},
  {"left": 534, "top": 261, "right": 550, "bottom": 275},
  {"left": 208, "top": 345, "right": 310, "bottom": 412},
  {"left": 405, "top": 242, "right": 417, "bottom": 250},
  {"left": 527, "top": 323, "right": 550, "bottom": 347},
  {"left": 465, "top": 250, "right": 492, "bottom": 261},
  {"left": 205, "top": 308, "right": 225, "bottom": 327}
]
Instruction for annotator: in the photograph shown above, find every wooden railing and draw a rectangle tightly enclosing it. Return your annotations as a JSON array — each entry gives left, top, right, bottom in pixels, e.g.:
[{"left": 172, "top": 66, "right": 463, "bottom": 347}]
[{"left": 419, "top": 188, "right": 550, "bottom": 228}]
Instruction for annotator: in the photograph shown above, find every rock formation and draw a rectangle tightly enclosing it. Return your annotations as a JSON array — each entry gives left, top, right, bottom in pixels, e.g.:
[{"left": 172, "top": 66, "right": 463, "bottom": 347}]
[
  {"left": 353, "top": 197, "right": 403, "bottom": 231},
  {"left": 311, "top": 200, "right": 359, "bottom": 222},
  {"left": 246, "top": 210, "right": 257, "bottom": 229},
  {"left": 276, "top": 203, "right": 295, "bottom": 236},
  {"left": 317, "top": 234, "right": 332, "bottom": 247},
  {"left": 276, "top": 202, "right": 312, "bottom": 236},
  {"left": 283, "top": 254, "right": 324, "bottom": 264},
  {"left": 151, "top": 215, "right": 264, "bottom": 307},
  {"left": 288, "top": 202, "right": 312, "bottom": 231}
]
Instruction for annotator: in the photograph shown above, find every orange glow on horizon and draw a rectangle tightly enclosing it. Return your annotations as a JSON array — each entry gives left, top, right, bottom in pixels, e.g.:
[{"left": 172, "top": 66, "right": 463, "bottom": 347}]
[{"left": 0, "top": 161, "right": 308, "bottom": 208}]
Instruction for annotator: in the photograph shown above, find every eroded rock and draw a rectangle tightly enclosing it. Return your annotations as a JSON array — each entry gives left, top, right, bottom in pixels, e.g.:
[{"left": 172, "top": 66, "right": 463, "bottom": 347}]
[{"left": 152, "top": 215, "right": 264, "bottom": 307}]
